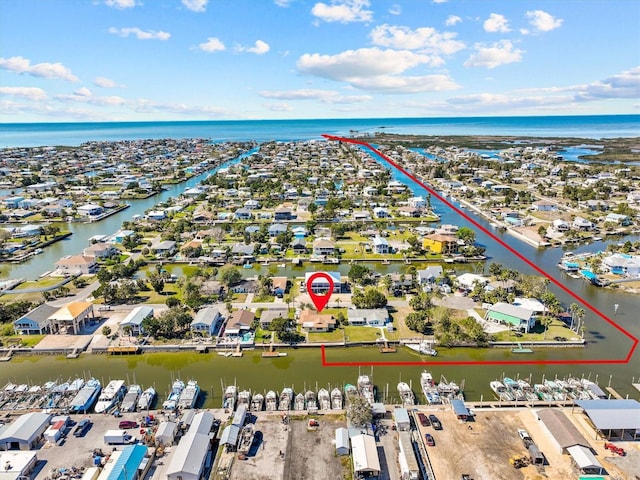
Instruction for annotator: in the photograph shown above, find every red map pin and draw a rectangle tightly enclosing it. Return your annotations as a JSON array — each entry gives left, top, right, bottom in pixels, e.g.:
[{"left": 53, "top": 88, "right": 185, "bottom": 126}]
[{"left": 306, "top": 272, "right": 334, "bottom": 312}]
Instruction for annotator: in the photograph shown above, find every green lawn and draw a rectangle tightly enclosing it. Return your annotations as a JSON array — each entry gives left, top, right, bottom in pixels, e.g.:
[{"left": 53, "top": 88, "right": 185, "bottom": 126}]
[
  {"left": 138, "top": 284, "right": 181, "bottom": 304},
  {"left": 0, "top": 334, "right": 44, "bottom": 348},
  {"left": 491, "top": 319, "right": 580, "bottom": 342},
  {"left": 344, "top": 326, "right": 383, "bottom": 342},
  {"left": 307, "top": 329, "right": 345, "bottom": 343}
]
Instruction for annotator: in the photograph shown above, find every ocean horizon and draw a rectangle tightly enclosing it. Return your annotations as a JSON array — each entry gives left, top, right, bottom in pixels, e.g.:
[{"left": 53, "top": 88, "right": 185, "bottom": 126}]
[{"left": 0, "top": 114, "right": 638, "bottom": 148}]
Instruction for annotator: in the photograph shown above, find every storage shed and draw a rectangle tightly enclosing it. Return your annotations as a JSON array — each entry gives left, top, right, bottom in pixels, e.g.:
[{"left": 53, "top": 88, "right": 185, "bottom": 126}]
[
  {"left": 451, "top": 399, "right": 470, "bottom": 421},
  {"left": 220, "top": 425, "right": 240, "bottom": 452},
  {"left": 166, "top": 431, "right": 211, "bottom": 480},
  {"left": 335, "top": 428, "right": 349, "bottom": 456},
  {"left": 575, "top": 399, "right": 640, "bottom": 440},
  {"left": 393, "top": 408, "right": 410, "bottom": 432},
  {"left": 232, "top": 405, "right": 247, "bottom": 428},
  {"left": 0, "top": 412, "right": 51, "bottom": 451},
  {"left": 155, "top": 421, "right": 178, "bottom": 447},
  {"left": 351, "top": 434, "right": 380, "bottom": 477},
  {"left": 102, "top": 444, "right": 149, "bottom": 480},
  {"left": 567, "top": 445, "right": 604, "bottom": 475},
  {"left": 398, "top": 431, "right": 419, "bottom": 480},
  {"left": 536, "top": 409, "right": 591, "bottom": 454}
]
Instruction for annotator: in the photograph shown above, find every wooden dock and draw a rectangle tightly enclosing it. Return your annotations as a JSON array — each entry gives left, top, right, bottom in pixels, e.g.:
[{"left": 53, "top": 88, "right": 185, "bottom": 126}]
[
  {"left": 0, "top": 351, "right": 12, "bottom": 362},
  {"left": 605, "top": 387, "right": 623, "bottom": 399},
  {"left": 632, "top": 383, "right": 640, "bottom": 394}
]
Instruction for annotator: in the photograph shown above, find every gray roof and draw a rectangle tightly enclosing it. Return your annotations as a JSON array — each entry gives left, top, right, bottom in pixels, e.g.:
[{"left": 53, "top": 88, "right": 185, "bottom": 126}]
[
  {"left": 451, "top": 399, "right": 470, "bottom": 417},
  {"left": 576, "top": 399, "right": 640, "bottom": 430},
  {"left": 488, "top": 302, "right": 534, "bottom": 320},
  {"left": 0, "top": 412, "right": 51, "bottom": 443},
  {"left": 220, "top": 425, "right": 240, "bottom": 446},
  {"left": 166, "top": 431, "right": 210, "bottom": 477},
  {"left": 260, "top": 308, "right": 287, "bottom": 324},
  {"left": 347, "top": 309, "right": 389, "bottom": 323},
  {"left": 191, "top": 307, "right": 221, "bottom": 327},
  {"left": 121, "top": 306, "right": 153, "bottom": 327},
  {"left": 537, "top": 409, "right": 589, "bottom": 450},
  {"left": 189, "top": 411, "right": 214, "bottom": 436},
  {"left": 14, "top": 303, "right": 59, "bottom": 327},
  {"left": 417, "top": 266, "right": 443, "bottom": 282}
]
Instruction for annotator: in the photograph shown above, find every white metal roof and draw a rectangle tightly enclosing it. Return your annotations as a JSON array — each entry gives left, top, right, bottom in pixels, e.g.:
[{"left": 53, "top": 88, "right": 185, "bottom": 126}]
[
  {"left": 166, "top": 431, "right": 210, "bottom": 477},
  {"left": 351, "top": 434, "right": 380, "bottom": 474},
  {"left": 567, "top": 445, "right": 602, "bottom": 470},
  {"left": 0, "top": 412, "right": 51, "bottom": 443}
]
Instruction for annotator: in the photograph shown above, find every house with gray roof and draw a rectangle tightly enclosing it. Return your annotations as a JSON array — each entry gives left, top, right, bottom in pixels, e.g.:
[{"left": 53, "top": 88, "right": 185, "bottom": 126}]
[
  {"left": 119, "top": 306, "right": 153, "bottom": 336},
  {"left": 13, "top": 304, "right": 59, "bottom": 335},
  {"left": 347, "top": 309, "right": 390, "bottom": 327},
  {"left": 190, "top": 307, "right": 222, "bottom": 336}
]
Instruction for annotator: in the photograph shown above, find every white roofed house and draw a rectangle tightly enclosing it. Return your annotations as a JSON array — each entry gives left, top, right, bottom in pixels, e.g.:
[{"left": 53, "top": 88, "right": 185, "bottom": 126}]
[
  {"left": 604, "top": 213, "right": 632, "bottom": 226},
  {"left": 417, "top": 266, "right": 443, "bottom": 285},
  {"left": 572, "top": 216, "right": 595, "bottom": 231},
  {"left": 76, "top": 203, "right": 104, "bottom": 217},
  {"left": 55, "top": 255, "right": 98, "bottom": 275},
  {"left": 119, "top": 306, "right": 154, "bottom": 336},
  {"left": 190, "top": 307, "right": 222, "bottom": 336},
  {"left": 372, "top": 236, "right": 390, "bottom": 254},
  {"left": 347, "top": 309, "right": 390, "bottom": 327},
  {"left": 82, "top": 242, "right": 117, "bottom": 259}
]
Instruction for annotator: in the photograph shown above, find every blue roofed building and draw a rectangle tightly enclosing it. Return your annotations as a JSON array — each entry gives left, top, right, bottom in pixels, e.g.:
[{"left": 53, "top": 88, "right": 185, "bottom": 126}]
[{"left": 104, "top": 444, "right": 148, "bottom": 480}]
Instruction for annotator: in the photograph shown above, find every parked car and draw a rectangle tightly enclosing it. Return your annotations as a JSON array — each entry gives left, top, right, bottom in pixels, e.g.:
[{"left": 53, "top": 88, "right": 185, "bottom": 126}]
[
  {"left": 74, "top": 419, "right": 91, "bottom": 437},
  {"left": 417, "top": 413, "right": 430, "bottom": 427},
  {"left": 425, "top": 433, "right": 436, "bottom": 446},
  {"left": 118, "top": 420, "right": 139, "bottom": 429},
  {"left": 429, "top": 414, "right": 442, "bottom": 430}
]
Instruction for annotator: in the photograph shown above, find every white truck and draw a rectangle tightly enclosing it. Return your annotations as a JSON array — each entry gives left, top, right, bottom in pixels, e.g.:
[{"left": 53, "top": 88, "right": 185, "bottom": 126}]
[{"left": 104, "top": 429, "right": 134, "bottom": 445}]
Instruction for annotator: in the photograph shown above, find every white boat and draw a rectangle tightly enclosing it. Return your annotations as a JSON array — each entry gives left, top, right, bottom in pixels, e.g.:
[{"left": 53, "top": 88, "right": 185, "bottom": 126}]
[
  {"left": 120, "top": 384, "right": 142, "bottom": 412},
  {"left": 265, "top": 390, "right": 278, "bottom": 411},
  {"left": 94, "top": 380, "right": 126, "bottom": 413},
  {"left": 397, "top": 382, "right": 415, "bottom": 407},
  {"left": 406, "top": 340, "right": 438, "bottom": 356},
  {"left": 490, "top": 380, "right": 515, "bottom": 402},
  {"left": 178, "top": 380, "right": 200, "bottom": 409},
  {"left": 69, "top": 379, "right": 101, "bottom": 413},
  {"left": 137, "top": 387, "right": 156, "bottom": 411},
  {"left": 278, "top": 388, "right": 293, "bottom": 411},
  {"left": 294, "top": 393, "right": 306, "bottom": 411},
  {"left": 318, "top": 388, "right": 331, "bottom": 410},
  {"left": 162, "top": 380, "right": 185, "bottom": 410},
  {"left": 237, "top": 390, "right": 251, "bottom": 409},
  {"left": 223, "top": 385, "right": 237, "bottom": 410},
  {"left": 238, "top": 424, "right": 255, "bottom": 455},
  {"left": 517, "top": 379, "right": 538, "bottom": 402},
  {"left": 503, "top": 378, "right": 526, "bottom": 402},
  {"left": 305, "top": 390, "right": 318, "bottom": 412},
  {"left": 420, "top": 371, "right": 441, "bottom": 405},
  {"left": 251, "top": 393, "right": 264, "bottom": 412},
  {"left": 357, "top": 375, "right": 375, "bottom": 405},
  {"left": 331, "top": 388, "right": 343, "bottom": 410}
]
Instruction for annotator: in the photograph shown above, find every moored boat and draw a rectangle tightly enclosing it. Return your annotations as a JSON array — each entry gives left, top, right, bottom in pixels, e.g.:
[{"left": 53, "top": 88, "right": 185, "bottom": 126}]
[
  {"left": 121, "top": 384, "right": 142, "bottom": 412},
  {"left": 490, "top": 380, "right": 515, "bottom": 402},
  {"left": 397, "top": 382, "right": 415, "bottom": 407},
  {"left": 223, "top": 385, "right": 237, "bottom": 410},
  {"left": 318, "top": 388, "right": 331, "bottom": 410},
  {"left": 237, "top": 390, "right": 251, "bottom": 409},
  {"left": 178, "top": 380, "right": 200, "bottom": 409},
  {"left": 162, "top": 379, "right": 185, "bottom": 411},
  {"left": 305, "top": 390, "right": 318, "bottom": 412},
  {"left": 503, "top": 377, "right": 526, "bottom": 402},
  {"left": 69, "top": 378, "right": 101, "bottom": 414},
  {"left": 137, "top": 387, "right": 156, "bottom": 411},
  {"left": 294, "top": 393, "right": 306, "bottom": 411},
  {"left": 265, "top": 390, "right": 278, "bottom": 411},
  {"left": 357, "top": 375, "right": 375, "bottom": 405},
  {"left": 94, "top": 380, "right": 126, "bottom": 413},
  {"left": 278, "top": 388, "right": 293, "bottom": 411},
  {"left": 251, "top": 393, "right": 264, "bottom": 412},
  {"left": 420, "top": 371, "right": 442, "bottom": 405},
  {"left": 330, "top": 388, "right": 343, "bottom": 410}
]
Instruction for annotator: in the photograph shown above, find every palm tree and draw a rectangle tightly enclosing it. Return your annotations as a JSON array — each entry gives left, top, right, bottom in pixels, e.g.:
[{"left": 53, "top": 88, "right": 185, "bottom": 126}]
[{"left": 569, "top": 303, "right": 579, "bottom": 330}]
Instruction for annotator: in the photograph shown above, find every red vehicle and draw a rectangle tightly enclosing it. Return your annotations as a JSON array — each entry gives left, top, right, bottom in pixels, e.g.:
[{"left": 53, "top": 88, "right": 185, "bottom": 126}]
[
  {"left": 118, "top": 420, "right": 139, "bottom": 429},
  {"left": 425, "top": 433, "right": 435, "bottom": 446},
  {"left": 417, "top": 413, "right": 430, "bottom": 427}
]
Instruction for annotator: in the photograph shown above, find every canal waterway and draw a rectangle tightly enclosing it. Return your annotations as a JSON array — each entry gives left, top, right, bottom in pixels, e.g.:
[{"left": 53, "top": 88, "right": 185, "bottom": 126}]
[{"left": 1, "top": 139, "right": 639, "bottom": 406}]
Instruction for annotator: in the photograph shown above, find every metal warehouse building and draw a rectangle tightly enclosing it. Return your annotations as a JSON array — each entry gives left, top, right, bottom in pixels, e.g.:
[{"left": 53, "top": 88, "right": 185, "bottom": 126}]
[{"left": 575, "top": 399, "right": 640, "bottom": 441}]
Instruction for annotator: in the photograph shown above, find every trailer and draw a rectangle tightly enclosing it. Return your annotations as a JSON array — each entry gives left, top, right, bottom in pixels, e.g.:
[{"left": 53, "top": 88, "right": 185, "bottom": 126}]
[{"left": 104, "top": 429, "right": 134, "bottom": 445}]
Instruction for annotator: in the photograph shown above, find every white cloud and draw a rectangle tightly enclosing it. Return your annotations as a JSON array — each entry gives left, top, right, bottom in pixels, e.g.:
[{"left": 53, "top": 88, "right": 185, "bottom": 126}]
[
  {"left": 311, "top": 0, "right": 373, "bottom": 24},
  {"left": 109, "top": 27, "right": 170, "bottom": 40},
  {"left": 573, "top": 66, "right": 640, "bottom": 101},
  {"left": 74, "top": 87, "right": 92, "bottom": 97},
  {"left": 131, "top": 99, "right": 233, "bottom": 117},
  {"left": 445, "top": 15, "right": 461, "bottom": 26},
  {"left": 264, "top": 102, "right": 294, "bottom": 111},
  {"left": 432, "top": 0, "right": 448, "bottom": 3},
  {"left": 0, "top": 56, "right": 78, "bottom": 82},
  {"left": 198, "top": 37, "right": 226, "bottom": 52},
  {"left": 483, "top": 13, "right": 510, "bottom": 33},
  {"left": 525, "top": 10, "right": 563, "bottom": 33},
  {"left": 464, "top": 40, "right": 523, "bottom": 69},
  {"left": 347, "top": 74, "right": 459, "bottom": 93},
  {"left": 105, "top": 0, "right": 137, "bottom": 9},
  {"left": 93, "top": 77, "right": 125, "bottom": 88},
  {"left": 0, "top": 86, "right": 48, "bottom": 101},
  {"left": 274, "top": 0, "right": 292, "bottom": 6},
  {"left": 243, "top": 40, "right": 270, "bottom": 55},
  {"left": 388, "top": 4, "right": 401, "bottom": 15},
  {"left": 55, "top": 89, "right": 126, "bottom": 106},
  {"left": 259, "top": 89, "right": 372, "bottom": 103},
  {"left": 370, "top": 24, "right": 465, "bottom": 56},
  {"left": 182, "top": 0, "right": 208, "bottom": 12}
]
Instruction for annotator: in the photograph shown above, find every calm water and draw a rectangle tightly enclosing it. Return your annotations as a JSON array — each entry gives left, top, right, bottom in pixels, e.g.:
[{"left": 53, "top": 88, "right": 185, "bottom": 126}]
[{"left": 1, "top": 116, "right": 639, "bottom": 405}]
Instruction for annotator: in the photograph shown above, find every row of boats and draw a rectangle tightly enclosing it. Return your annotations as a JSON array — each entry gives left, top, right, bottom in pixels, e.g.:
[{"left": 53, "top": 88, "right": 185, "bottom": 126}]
[
  {"left": 0, "top": 378, "right": 202, "bottom": 414},
  {"left": 489, "top": 376, "right": 607, "bottom": 402}
]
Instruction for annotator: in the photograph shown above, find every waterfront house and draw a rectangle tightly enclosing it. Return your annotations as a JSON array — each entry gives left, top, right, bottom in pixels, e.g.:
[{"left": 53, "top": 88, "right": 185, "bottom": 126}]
[
  {"left": 291, "top": 238, "right": 308, "bottom": 254},
  {"left": 82, "top": 242, "right": 117, "bottom": 259},
  {"left": 602, "top": 254, "right": 640, "bottom": 278},
  {"left": 48, "top": 301, "right": 94, "bottom": 335},
  {"left": 146, "top": 210, "right": 167, "bottom": 221},
  {"left": 268, "top": 223, "right": 287, "bottom": 237},
  {"left": 604, "top": 213, "right": 632, "bottom": 226},
  {"left": 77, "top": 203, "right": 104, "bottom": 217},
  {"left": 455, "top": 273, "right": 489, "bottom": 291},
  {"left": 223, "top": 310, "right": 255, "bottom": 338},
  {"left": 271, "top": 277, "right": 288, "bottom": 297},
  {"left": 111, "top": 229, "right": 135, "bottom": 244},
  {"left": 55, "top": 255, "right": 98, "bottom": 275},
  {"left": 397, "top": 206, "right": 420, "bottom": 218},
  {"left": 234, "top": 207, "right": 252, "bottom": 220},
  {"left": 3, "top": 196, "right": 24, "bottom": 209},
  {"left": 373, "top": 207, "right": 391, "bottom": 218},
  {"left": 552, "top": 219, "right": 570, "bottom": 232},
  {"left": 531, "top": 200, "right": 558, "bottom": 212},
  {"left": 291, "top": 226, "right": 307, "bottom": 238},
  {"left": 484, "top": 303, "right": 535, "bottom": 332},
  {"left": 298, "top": 310, "right": 336, "bottom": 332},
  {"left": 347, "top": 309, "right": 390, "bottom": 327},
  {"left": 190, "top": 307, "right": 222, "bottom": 336},
  {"left": 304, "top": 271, "right": 343, "bottom": 293},
  {"left": 423, "top": 234, "right": 458, "bottom": 255},
  {"left": 230, "top": 279, "right": 258, "bottom": 293},
  {"left": 259, "top": 308, "right": 288, "bottom": 330},
  {"left": 13, "top": 303, "right": 59, "bottom": 335},
  {"left": 151, "top": 240, "right": 177, "bottom": 257},
  {"left": 572, "top": 217, "right": 595, "bottom": 231},
  {"left": 372, "top": 236, "right": 390, "bottom": 254},
  {"left": 312, "top": 238, "right": 336, "bottom": 256},
  {"left": 417, "top": 266, "right": 443, "bottom": 285},
  {"left": 408, "top": 196, "right": 426, "bottom": 209},
  {"left": 274, "top": 206, "right": 293, "bottom": 220},
  {"left": 119, "top": 306, "right": 153, "bottom": 336}
]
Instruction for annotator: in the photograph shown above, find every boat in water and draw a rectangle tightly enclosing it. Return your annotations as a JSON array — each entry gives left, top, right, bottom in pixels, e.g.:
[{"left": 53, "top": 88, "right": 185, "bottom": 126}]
[
  {"left": 357, "top": 375, "right": 375, "bottom": 405},
  {"left": 420, "top": 372, "right": 442, "bottom": 405},
  {"left": 317, "top": 388, "right": 331, "bottom": 410},
  {"left": 278, "top": 388, "right": 293, "bottom": 411},
  {"left": 237, "top": 390, "right": 251, "bottom": 410},
  {"left": 162, "top": 379, "right": 185, "bottom": 411},
  {"left": 331, "top": 388, "right": 343, "bottom": 410},
  {"left": 406, "top": 340, "right": 438, "bottom": 356},
  {"left": 121, "top": 385, "right": 142, "bottom": 412},
  {"left": 517, "top": 379, "right": 539, "bottom": 402},
  {"left": 178, "top": 380, "right": 200, "bottom": 409},
  {"left": 137, "top": 387, "right": 156, "bottom": 411},
  {"left": 294, "top": 393, "right": 306, "bottom": 411},
  {"left": 223, "top": 385, "right": 237, "bottom": 410},
  {"left": 305, "top": 390, "right": 318, "bottom": 412},
  {"left": 265, "top": 390, "right": 278, "bottom": 411},
  {"left": 94, "top": 380, "right": 126, "bottom": 414},
  {"left": 503, "top": 378, "right": 527, "bottom": 402},
  {"left": 397, "top": 382, "right": 415, "bottom": 407},
  {"left": 437, "top": 376, "right": 464, "bottom": 403},
  {"left": 490, "top": 380, "right": 515, "bottom": 402},
  {"left": 251, "top": 393, "right": 264, "bottom": 412},
  {"left": 238, "top": 424, "right": 255, "bottom": 455},
  {"left": 69, "top": 379, "right": 101, "bottom": 413}
]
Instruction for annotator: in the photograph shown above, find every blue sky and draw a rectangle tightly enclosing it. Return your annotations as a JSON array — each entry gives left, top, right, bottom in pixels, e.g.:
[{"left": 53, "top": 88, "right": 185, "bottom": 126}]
[{"left": 0, "top": 0, "right": 638, "bottom": 122}]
